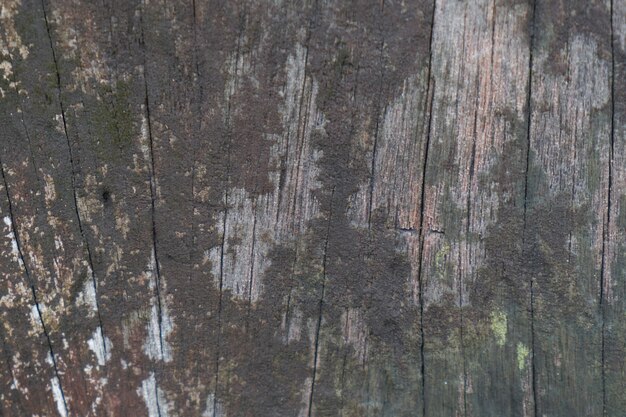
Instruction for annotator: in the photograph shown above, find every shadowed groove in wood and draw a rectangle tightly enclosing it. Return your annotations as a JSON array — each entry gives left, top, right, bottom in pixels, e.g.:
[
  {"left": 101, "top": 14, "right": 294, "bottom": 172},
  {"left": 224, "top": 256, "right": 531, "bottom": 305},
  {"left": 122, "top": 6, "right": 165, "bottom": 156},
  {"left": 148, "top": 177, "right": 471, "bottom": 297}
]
[
  {"left": 416, "top": 0, "right": 438, "bottom": 413},
  {"left": 523, "top": 0, "right": 538, "bottom": 414}
]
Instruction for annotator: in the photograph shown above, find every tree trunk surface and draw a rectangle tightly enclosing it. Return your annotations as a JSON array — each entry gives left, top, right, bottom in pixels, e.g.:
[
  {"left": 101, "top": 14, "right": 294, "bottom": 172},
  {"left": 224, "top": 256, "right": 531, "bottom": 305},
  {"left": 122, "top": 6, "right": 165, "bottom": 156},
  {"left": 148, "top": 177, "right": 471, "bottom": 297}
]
[{"left": 0, "top": 0, "right": 624, "bottom": 416}]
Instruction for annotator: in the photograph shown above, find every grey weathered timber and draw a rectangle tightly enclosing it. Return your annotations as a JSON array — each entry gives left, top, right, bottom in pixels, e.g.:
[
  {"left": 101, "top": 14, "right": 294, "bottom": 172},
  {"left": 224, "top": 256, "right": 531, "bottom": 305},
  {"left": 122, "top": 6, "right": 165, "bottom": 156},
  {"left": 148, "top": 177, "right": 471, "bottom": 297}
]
[{"left": 0, "top": 0, "right": 624, "bottom": 416}]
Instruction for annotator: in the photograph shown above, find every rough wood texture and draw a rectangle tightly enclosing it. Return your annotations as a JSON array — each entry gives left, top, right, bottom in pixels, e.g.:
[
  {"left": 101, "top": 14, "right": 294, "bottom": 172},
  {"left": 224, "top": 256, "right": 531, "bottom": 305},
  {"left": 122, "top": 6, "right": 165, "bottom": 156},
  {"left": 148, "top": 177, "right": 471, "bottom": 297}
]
[{"left": 0, "top": 0, "right": 623, "bottom": 416}]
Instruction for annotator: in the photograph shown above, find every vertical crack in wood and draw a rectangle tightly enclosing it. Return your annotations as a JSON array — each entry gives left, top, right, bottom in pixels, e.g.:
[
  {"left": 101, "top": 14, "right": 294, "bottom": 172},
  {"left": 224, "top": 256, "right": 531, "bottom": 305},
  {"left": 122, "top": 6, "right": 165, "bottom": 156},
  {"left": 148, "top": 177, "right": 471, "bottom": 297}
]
[
  {"left": 275, "top": 38, "right": 308, "bottom": 227},
  {"left": 0, "top": 44, "right": 69, "bottom": 293},
  {"left": 153, "top": 374, "right": 163, "bottom": 417},
  {"left": 0, "top": 161, "right": 69, "bottom": 417},
  {"left": 366, "top": 0, "right": 386, "bottom": 229},
  {"left": 307, "top": 186, "right": 335, "bottom": 417},
  {"left": 212, "top": 7, "right": 247, "bottom": 414},
  {"left": 416, "top": 1, "right": 437, "bottom": 415},
  {"left": 0, "top": 54, "right": 81, "bottom": 410},
  {"left": 600, "top": 1, "right": 615, "bottom": 415},
  {"left": 138, "top": 5, "right": 164, "bottom": 416},
  {"left": 451, "top": 7, "right": 471, "bottom": 410},
  {"left": 338, "top": 348, "right": 348, "bottom": 411},
  {"left": 277, "top": 2, "right": 319, "bottom": 361},
  {"left": 282, "top": 243, "right": 303, "bottom": 348},
  {"left": 143, "top": 65, "right": 165, "bottom": 363},
  {"left": 245, "top": 198, "right": 258, "bottom": 330},
  {"left": 281, "top": 0, "right": 317, "bottom": 231},
  {"left": 0, "top": 330, "right": 26, "bottom": 416},
  {"left": 139, "top": 7, "right": 165, "bottom": 366},
  {"left": 139, "top": 1, "right": 166, "bottom": 368},
  {"left": 460, "top": 61, "right": 480, "bottom": 417},
  {"left": 523, "top": 0, "right": 538, "bottom": 415},
  {"left": 40, "top": 0, "right": 108, "bottom": 361},
  {"left": 289, "top": 78, "right": 314, "bottom": 232},
  {"left": 190, "top": 0, "right": 201, "bottom": 281},
  {"left": 212, "top": 185, "right": 229, "bottom": 417}
]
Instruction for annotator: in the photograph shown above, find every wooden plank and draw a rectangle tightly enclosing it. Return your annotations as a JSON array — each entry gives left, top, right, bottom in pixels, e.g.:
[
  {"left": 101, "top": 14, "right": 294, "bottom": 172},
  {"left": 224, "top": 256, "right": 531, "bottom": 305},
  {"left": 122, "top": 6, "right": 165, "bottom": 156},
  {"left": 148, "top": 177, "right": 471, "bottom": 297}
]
[
  {"left": 296, "top": 1, "right": 434, "bottom": 416},
  {"left": 138, "top": 0, "right": 278, "bottom": 413},
  {"left": 0, "top": 8, "right": 62, "bottom": 416},
  {"left": 419, "top": 1, "right": 535, "bottom": 416},
  {"left": 605, "top": 0, "right": 626, "bottom": 415},
  {"left": 0, "top": 0, "right": 624, "bottom": 415},
  {"left": 37, "top": 0, "right": 193, "bottom": 413},
  {"left": 0, "top": 162, "right": 60, "bottom": 416},
  {"left": 528, "top": 0, "right": 612, "bottom": 415},
  {"left": 0, "top": 1, "right": 115, "bottom": 414}
]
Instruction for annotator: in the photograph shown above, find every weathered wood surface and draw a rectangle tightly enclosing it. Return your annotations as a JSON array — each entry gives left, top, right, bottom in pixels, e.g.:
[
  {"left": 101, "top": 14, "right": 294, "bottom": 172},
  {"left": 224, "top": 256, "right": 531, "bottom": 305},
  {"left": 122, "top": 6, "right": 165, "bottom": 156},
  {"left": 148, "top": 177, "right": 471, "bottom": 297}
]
[{"left": 0, "top": 0, "right": 623, "bottom": 416}]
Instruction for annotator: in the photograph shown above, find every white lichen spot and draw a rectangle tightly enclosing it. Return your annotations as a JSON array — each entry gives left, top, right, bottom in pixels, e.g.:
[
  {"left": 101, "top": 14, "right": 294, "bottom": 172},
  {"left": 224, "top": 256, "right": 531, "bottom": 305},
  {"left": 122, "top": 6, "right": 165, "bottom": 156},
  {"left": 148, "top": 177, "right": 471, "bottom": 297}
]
[
  {"left": 3, "top": 215, "right": 23, "bottom": 267},
  {"left": 89, "top": 379, "right": 107, "bottom": 414},
  {"left": 202, "top": 393, "right": 225, "bottom": 417},
  {"left": 53, "top": 114, "right": 65, "bottom": 133},
  {"left": 144, "top": 250, "right": 173, "bottom": 362},
  {"left": 0, "top": 1, "right": 30, "bottom": 60},
  {"left": 145, "top": 302, "right": 162, "bottom": 360},
  {"left": 0, "top": 60, "right": 13, "bottom": 80},
  {"left": 490, "top": 310, "right": 507, "bottom": 347},
  {"left": 77, "top": 269, "right": 98, "bottom": 313},
  {"left": 9, "top": 375, "right": 19, "bottom": 390},
  {"left": 29, "top": 304, "right": 43, "bottom": 333},
  {"left": 43, "top": 173, "right": 57, "bottom": 203},
  {"left": 144, "top": 300, "right": 173, "bottom": 363},
  {"left": 50, "top": 376, "right": 67, "bottom": 417},
  {"left": 140, "top": 110, "right": 151, "bottom": 163},
  {"left": 115, "top": 211, "right": 130, "bottom": 239},
  {"left": 87, "top": 326, "right": 111, "bottom": 366},
  {"left": 139, "top": 373, "right": 170, "bottom": 417}
]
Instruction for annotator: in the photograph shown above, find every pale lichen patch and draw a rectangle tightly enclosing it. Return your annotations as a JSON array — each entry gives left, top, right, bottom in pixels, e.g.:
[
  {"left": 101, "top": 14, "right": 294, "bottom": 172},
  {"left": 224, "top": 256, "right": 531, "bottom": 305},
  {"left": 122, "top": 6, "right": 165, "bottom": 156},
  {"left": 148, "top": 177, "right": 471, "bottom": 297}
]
[
  {"left": 143, "top": 251, "right": 173, "bottom": 362},
  {"left": 76, "top": 269, "right": 98, "bottom": 313},
  {"left": 516, "top": 342, "right": 530, "bottom": 370},
  {"left": 490, "top": 310, "right": 507, "bottom": 347},
  {"left": 3, "top": 215, "right": 23, "bottom": 267},
  {"left": 50, "top": 376, "right": 67, "bottom": 417},
  {"left": 76, "top": 174, "right": 103, "bottom": 224},
  {"left": 0, "top": 60, "right": 13, "bottom": 80},
  {"left": 115, "top": 209, "right": 130, "bottom": 239},
  {"left": 139, "top": 373, "right": 170, "bottom": 417},
  {"left": 0, "top": 1, "right": 30, "bottom": 60},
  {"left": 87, "top": 326, "right": 111, "bottom": 366},
  {"left": 52, "top": 114, "right": 65, "bottom": 133},
  {"left": 0, "top": 281, "right": 29, "bottom": 310},
  {"left": 29, "top": 304, "right": 43, "bottom": 336},
  {"left": 43, "top": 173, "right": 57, "bottom": 204},
  {"left": 202, "top": 393, "right": 225, "bottom": 417}
]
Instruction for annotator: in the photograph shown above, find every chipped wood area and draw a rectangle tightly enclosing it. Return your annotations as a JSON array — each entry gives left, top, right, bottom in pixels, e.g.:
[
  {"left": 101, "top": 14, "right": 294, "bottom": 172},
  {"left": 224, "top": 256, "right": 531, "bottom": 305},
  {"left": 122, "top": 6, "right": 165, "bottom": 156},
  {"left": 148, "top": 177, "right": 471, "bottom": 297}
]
[{"left": 0, "top": 0, "right": 623, "bottom": 416}]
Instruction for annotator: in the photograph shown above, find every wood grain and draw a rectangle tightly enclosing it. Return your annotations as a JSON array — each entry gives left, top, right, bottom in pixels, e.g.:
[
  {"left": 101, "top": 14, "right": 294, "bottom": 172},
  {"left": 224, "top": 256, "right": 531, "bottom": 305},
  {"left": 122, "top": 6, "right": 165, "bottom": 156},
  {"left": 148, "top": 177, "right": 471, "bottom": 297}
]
[{"left": 0, "top": 0, "right": 623, "bottom": 415}]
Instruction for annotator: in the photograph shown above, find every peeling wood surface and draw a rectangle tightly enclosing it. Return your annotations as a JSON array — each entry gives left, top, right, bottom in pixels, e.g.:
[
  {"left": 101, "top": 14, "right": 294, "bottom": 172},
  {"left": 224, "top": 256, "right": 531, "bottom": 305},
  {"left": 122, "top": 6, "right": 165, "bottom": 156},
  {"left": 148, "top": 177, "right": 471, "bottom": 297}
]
[{"left": 0, "top": 0, "right": 624, "bottom": 416}]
